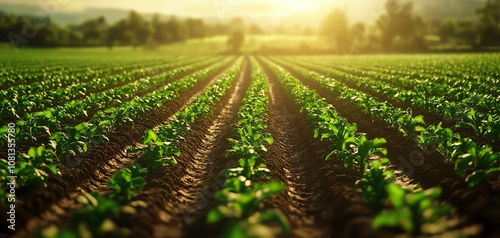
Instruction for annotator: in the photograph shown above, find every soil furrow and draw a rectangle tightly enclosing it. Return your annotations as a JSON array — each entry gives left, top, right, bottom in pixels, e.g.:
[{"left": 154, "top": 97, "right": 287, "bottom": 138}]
[
  {"left": 272, "top": 59, "right": 500, "bottom": 237},
  {"left": 7, "top": 59, "right": 237, "bottom": 236},
  {"left": 283, "top": 59, "right": 499, "bottom": 151},
  {"left": 0, "top": 59, "right": 222, "bottom": 156},
  {"left": 129, "top": 59, "right": 251, "bottom": 237},
  {"left": 259, "top": 59, "right": 378, "bottom": 238}
]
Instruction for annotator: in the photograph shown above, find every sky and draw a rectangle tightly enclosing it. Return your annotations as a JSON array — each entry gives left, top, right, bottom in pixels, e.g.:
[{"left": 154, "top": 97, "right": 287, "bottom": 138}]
[
  {"left": 0, "top": 0, "right": 379, "bottom": 18},
  {"left": 0, "top": 0, "right": 484, "bottom": 28}
]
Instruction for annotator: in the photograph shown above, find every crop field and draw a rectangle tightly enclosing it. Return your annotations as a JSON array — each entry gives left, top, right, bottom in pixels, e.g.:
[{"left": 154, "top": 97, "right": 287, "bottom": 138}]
[{"left": 1, "top": 50, "right": 500, "bottom": 237}]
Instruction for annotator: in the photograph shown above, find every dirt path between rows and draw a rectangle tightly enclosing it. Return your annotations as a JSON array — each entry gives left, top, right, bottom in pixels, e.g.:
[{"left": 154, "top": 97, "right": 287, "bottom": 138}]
[
  {"left": 259, "top": 59, "right": 380, "bottom": 238},
  {"left": 7, "top": 58, "right": 237, "bottom": 237},
  {"left": 271, "top": 58, "right": 500, "bottom": 237},
  {"left": 285, "top": 59, "right": 499, "bottom": 151},
  {"left": 128, "top": 59, "right": 251, "bottom": 237}
]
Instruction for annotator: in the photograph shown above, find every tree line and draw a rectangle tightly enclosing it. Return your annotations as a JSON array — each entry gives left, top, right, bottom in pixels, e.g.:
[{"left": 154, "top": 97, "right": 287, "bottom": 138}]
[
  {"left": 1, "top": 0, "right": 498, "bottom": 52},
  {"left": 320, "top": 0, "right": 500, "bottom": 53},
  {"left": 0, "top": 10, "right": 233, "bottom": 49}
]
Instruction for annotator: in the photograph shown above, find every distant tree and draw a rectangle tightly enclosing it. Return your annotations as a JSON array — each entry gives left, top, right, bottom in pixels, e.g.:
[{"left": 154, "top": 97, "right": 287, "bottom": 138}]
[
  {"left": 227, "top": 30, "right": 245, "bottom": 53},
  {"left": 30, "top": 25, "right": 58, "bottom": 47},
  {"left": 377, "top": 0, "right": 429, "bottom": 51},
  {"left": 166, "top": 17, "right": 189, "bottom": 42},
  {"left": 249, "top": 23, "right": 263, "bottom": 34},
  {"left": 186, "top": 18, "right": 205, "bottom": 38},
  {"left": 456, "top": 18, "right": 478, "bottom": 46},
  {"left": 476, "top": 0, "right": 500, "bottom": 46},
  {"left": 77, "top": 16, "right": 107, "bottom": 45},
  {"left": 320, "top": 8, "right": 350, "bottom": 50},
  {"left": 230, "top": 17, "right": 244, "bottom": 31},
  {"left": 67, "top": 29, "right": 84, "bottom": 46},
  {"left": 151, "top": 14, "right": 170, "bottom": 44},
  {"left": 136, "top": 21, "right": 155, "bottom": 46},
  {"left": 125, "top": 10, "right": 143, "bottom": 48},
  {"left": 438, "top": 18, "right": 457, "bottom": 42},
  {"left": 105, "top": 20, "right": 129, "bottom": 48},
  {"left": 350, "top": 22, "right": 367, "bottom": 50}
]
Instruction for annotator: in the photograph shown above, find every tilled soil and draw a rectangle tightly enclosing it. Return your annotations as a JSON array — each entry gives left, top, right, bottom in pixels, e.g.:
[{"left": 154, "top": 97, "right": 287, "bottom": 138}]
[
  {"left": 272, "top": 58, "right": 500, "bottom": 237},
  {"left": 5, "top": 56, "right": 500, "bottom": 238},
  {"left": 259, "top": 59, "right": 381, "bottom": 238},
  {"left": 4, "top": 59, "right": 236, "bottom": 237}
]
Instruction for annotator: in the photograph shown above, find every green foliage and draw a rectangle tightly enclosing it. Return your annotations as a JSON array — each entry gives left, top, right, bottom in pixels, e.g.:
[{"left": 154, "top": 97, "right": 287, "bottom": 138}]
[
  {"left": 133, "top": 59, "right": 241, "bottom": 171},
  {"left": 356, "top": 158, "right": 395, "bottom": 207},
  {"left": 208, "top": 178, "right": 290, "bottom": 237},
  {"left": 209, "top": 59, "right": 289, "bottom": 238},
  {"left": 17, "top": 146, "right": 60, "bottom": 187},
  {"left": 455, "top": 142, "right": 500, "bottom": 186},
  {"left": 140, "top": 129, "right": 179, "bottom": 171},
  {"left": 373, "top": 184, "right": 450, "bottom": 235},
  {"left": 107, "top": 163, "right": 148, "bottom": 204},
  {"left": 271, "top": 56, "right": 500, "bottom": 187},
  {"left": 42, "top": 192, "right": 127, "bottom": 237},
  {"left": 346, "top": 136, "right": 387, "bottom": 172},
  {"left": 49, "top": 122, "right": 109, "bottom": 161},
  {"left": 396, "top": 109, "right": 425, "bottom": 140},
  {"left": 16, "top": 110, "right": 56, "bottom": 141}
]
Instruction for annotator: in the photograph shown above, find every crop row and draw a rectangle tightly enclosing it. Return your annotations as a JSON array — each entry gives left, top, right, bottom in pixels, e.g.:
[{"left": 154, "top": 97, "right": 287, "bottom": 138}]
[
  {"left": 0, "top": 56, "right": 190, "bottom": 100},
  {"left": 261, "top": 58, "right": 451, "bottom": 236},
  {"left": 284, "top": 58, "right": 500, "bottom": 145},
  {"left": 273, "top": 58, "right": 500, "bottom": 186},
  {"left": 208, "top": 58, "right": 290, "bottom": 237},
  {"left": 0, "top": 56, "right": 215, "bottom": 119},
  {"left": 39, "top": 57, "right": 244, "bottom": 237},
  {"left": 303, "top": 55, "right": 499, "bottom": 88},
  {"left": 0, "top": 57, "right": 220, "bottom": 147},
  {"left": 314, "top": 56, "right": 499, "bottom": 97},
  {"left": 0, "top": 57, "right": 234, "bottom": 191},
  {"left": 0, "top": 55, "right": 180, "bottom": 87}
]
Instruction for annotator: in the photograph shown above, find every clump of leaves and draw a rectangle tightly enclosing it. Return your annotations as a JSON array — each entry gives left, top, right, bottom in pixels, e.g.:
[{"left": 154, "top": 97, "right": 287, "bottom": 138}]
[
  {"left": 207, "top": 177, "right": 290, "bottom": 238},
  {"left": 40, "top": 192, "right": 127, "bottom": 238},
  {"left": 373, "top": 184, "right": 450, "bottom": 235},
  {"left": 356, "top": 158, "right": 395, "bottom": 208},
  {"left": 397, "top": 109, "right": 425, "bottom": 141},
  {"left": 107, "top": 163, "right": 147, "bottom": 204},
  {"left": 138, "top": 129, "right": 179, "bottom": 171},
  {"left": 17, "top": 146, "right": 60, "bottom": 187},
  {"left": 346, "top": 136, "right": 387, "bottom": 172}
]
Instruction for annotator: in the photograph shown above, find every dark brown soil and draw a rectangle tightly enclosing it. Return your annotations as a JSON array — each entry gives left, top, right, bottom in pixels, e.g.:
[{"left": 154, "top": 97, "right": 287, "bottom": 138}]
[
  {"left": 3, "top": 58, "right": 237, "bottom": 237},
  {"left": 4, "top": 56, "right": 500, "bottom": 238},
  {"left": 0, "top": 57, "right": 217, "bottom": 131},
  {"left": 288, "top": 59, "right": 499, "bottom": 151},
  {"left": 258, "top": 58, "right": 385, "bottom": 238},
  {"left": 271, "top": 57, "right": 500, "bottom": 237},
  {"left": 128, "top": 60, "right": 252, "bottom": 237}
]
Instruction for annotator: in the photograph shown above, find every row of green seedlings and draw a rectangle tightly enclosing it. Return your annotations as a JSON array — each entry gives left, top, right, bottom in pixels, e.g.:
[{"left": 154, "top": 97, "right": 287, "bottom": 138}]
[
  {"left": 263, "top": 58, "right": 451, "bottom": 236},
  {"left": 0, "top": 56, "right": 220, "bottom": 146},
  {"left": 0, "top": 55, "right": 173, "bottom": 88},
  {"left": 356, "top": 54, "right": 499, "bottom": 80},
  {"left": 275, "top": 58, "right": 500, "bottom": 186},
  {"left": 308, "top": 57, "right": 500, "bottom": 109},
  {"left": 302, "top": 56, "right": 500, "bottom": 107},
  {"left": 40, "top": 163, "right": 149, "bottom": 237},
  {"left": 0, "top": 57, "right": 234, "bottom": 196},
  {"left": 0, "top": 55, "right": 190, "bottom": 102},
  {"left": 207, "top": 59, "right": 290, "bottom": 238},
  {"left": 0, "top": 56, "right": 204, "bottom": 119},
  {"left": 286, "top": 58, "right": 500, "bottom": 145},
  {"left": 40, "top": 59, "right": 243, "bottom": 237}
]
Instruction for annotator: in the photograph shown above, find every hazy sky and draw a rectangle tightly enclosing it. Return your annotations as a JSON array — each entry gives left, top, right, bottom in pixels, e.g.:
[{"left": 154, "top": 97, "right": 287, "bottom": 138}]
[
  {"left": 0, "top": 0, "right": 484, "bottom": 27},
  {"left": 0, "top": 0, "right": 376, "bottom": 18}
]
